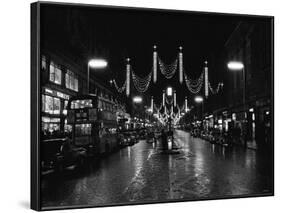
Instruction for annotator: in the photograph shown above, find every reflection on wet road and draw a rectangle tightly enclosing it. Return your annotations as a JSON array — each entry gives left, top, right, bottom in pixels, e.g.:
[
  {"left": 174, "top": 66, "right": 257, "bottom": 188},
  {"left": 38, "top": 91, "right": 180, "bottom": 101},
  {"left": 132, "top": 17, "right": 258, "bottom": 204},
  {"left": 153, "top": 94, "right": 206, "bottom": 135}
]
[{"left": 41, "top": 130, "right": 273, "bottom": 208}]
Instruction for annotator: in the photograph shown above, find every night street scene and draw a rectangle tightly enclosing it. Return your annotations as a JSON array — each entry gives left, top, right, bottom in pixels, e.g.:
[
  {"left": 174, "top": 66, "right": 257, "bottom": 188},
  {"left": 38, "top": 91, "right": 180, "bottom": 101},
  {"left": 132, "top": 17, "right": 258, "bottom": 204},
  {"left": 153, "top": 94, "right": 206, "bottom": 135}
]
[{"left": 39, "top": 4, "right": 273, "bottom": 210}]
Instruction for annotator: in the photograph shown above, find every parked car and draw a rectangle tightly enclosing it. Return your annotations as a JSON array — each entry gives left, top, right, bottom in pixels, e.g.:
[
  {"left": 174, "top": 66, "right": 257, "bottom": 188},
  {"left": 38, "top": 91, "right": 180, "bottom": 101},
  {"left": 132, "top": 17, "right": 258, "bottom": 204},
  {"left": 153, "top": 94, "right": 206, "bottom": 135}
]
[
  {"left": 41, "top": 138, "right": 87, "bottom": 174},
  {"left": 146, "top": 131, "right": 157, "bottom": 143},
  {"left": 217, "top": 132, "right": 232, "bottom": 147},
  {"left": 191, "top": 129, "right": 200, "bottom": 138},
  {"left": 122, "top": 132, "right": 134, "bottom": 146},
  {"left": 200, "top": 130, "right": 209, "bottom": 140},
  {"left": 209, "top": 130, "right": 220, "bottom": 144},
  {"left": 138, "top": 128, "right": 147, "bottom": 139},
  {"left": 206, "top": 131, "right": 216, "bottom": 143},
  {"left": 154, "top": 130, "right": 162, "bottom": 139},
  {"left": 117, "top": 133, "right": 127, "bottom": 148},
  {"left": 129, "top": 131, "right": 138, "bottom": 145}
]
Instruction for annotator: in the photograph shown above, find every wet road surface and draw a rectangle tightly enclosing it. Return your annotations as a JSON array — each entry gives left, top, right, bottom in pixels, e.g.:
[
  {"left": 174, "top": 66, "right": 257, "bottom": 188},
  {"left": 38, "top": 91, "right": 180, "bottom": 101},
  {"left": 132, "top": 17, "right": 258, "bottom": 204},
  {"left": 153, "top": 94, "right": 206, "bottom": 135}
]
[{"left": 41, "top": 130, "right": 273, "bottom": 208}]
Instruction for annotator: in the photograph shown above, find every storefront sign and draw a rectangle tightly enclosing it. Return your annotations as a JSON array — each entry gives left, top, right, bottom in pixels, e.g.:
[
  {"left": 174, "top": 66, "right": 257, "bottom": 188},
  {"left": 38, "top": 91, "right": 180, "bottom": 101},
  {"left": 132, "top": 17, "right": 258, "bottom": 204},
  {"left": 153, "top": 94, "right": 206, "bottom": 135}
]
[{"left": 44, "top": 87, "right": 70, "bottom": 100}]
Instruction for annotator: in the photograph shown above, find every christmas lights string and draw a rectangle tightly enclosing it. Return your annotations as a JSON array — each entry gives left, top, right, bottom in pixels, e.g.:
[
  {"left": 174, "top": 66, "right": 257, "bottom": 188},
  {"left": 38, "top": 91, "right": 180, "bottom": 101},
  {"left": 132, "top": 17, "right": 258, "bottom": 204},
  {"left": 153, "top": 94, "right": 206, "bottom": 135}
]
[
  {"left": 208, "top": 82, "right": 224, "bottom": 94},
  {"left": 113, "top": 47, "right": 224, "bottom": 99},
  {"left": 184, "top": 71, "right": 204, "bottom": 94},
  {"left": 180, "top": 104, "right": 185, "bottom": 112},
  {"left": 113, "top": 79, "right": 127, "bottom": 93},
  {"left": 131, "top": 69, "right": 152, "bottom": 93},
  {"left": 158, "top": 56, "right": 178, "bottom": 79},
  {"left": 165, "top": 97, "right": 173, "bottom": 105},
  {"left": 154, "top": 103, "right": 163, "bottom": 112}
]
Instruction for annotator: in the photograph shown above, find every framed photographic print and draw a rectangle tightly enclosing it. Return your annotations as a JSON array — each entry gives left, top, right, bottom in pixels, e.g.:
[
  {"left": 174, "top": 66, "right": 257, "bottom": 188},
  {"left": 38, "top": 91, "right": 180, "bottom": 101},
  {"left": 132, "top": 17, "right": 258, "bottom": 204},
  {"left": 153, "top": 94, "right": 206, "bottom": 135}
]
[{"left": 31, "top": 1, "right": 274, "bottom": 211}]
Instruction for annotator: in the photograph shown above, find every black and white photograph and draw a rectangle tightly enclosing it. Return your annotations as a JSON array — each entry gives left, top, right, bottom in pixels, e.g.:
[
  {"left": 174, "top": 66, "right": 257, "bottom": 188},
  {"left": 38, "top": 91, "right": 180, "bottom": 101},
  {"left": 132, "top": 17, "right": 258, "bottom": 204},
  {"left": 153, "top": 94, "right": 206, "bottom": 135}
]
[{"left": 30, "top": 1, "right": 274, "bottom": 211}]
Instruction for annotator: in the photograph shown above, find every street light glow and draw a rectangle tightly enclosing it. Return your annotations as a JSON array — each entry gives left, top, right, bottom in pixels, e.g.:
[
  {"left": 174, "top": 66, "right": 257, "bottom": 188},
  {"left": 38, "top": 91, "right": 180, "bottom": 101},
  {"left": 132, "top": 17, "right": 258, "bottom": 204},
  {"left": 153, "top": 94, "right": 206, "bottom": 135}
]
[
  {"left": 227, "top": 61, "right": 244, "bottom": 70},
  {"left": 194, "top": 96, "right": 203, "bottom": 103},
  {"left": 133, "top": 96, "right": 142, "bottom": 103},
  {"left": 167, "top": 87, "right": 173, "bottom": 96},
  {"left": 88, "top": 59, "right": 108, "bottom": 69},
  {"left": 147, "top": 108, "right": 153, "bottom": 113}
]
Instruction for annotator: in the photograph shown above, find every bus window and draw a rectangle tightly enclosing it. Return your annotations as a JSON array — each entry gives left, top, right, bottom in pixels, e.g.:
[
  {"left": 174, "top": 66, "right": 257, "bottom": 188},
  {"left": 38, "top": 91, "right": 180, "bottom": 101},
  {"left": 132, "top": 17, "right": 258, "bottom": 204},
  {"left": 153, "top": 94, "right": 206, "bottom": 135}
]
[
  {"left": 71, "top": 99, "right": 93, "bottom": 109},
  {"left": 75, "top": 124, "right": 92, "bottom": 136}
]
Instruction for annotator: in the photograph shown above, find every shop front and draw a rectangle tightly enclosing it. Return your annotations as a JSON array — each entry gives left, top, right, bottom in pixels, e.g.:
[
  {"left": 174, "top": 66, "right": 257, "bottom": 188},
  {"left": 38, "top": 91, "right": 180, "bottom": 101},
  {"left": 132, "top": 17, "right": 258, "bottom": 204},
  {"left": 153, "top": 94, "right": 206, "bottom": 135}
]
[{"left": 41, "top": 87, "right": 72, "bottom": 139}]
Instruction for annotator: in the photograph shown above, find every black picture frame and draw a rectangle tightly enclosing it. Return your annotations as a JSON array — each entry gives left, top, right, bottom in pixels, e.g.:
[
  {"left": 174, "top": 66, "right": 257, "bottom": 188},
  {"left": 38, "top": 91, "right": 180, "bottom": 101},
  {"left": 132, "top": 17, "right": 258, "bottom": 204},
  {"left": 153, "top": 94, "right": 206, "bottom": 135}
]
[{"left": 31, "top": 1, "right": 274, "bottom": 211}]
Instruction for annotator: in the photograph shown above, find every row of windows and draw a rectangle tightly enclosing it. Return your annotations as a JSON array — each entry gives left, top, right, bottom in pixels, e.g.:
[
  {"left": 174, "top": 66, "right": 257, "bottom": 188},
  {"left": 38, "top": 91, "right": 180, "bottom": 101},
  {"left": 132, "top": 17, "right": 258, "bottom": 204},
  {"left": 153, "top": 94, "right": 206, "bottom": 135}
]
[
  {"left": 42, "top": 55, "right": 79, "bottom": 92},
  {"left": 75, "top": 124, "right": 92, "bottom": 136},
  {"left": 70, "top": 99, "right": 93, "bottom": 109},
  {"left": 98, "top": 100, "right": 116, "bottom": 112},
  {"left": 41, "top": 55, "right": 122, "bottom": 113},
  {"left": 69, "top": 99, "right": 116, "bottom": 113}
]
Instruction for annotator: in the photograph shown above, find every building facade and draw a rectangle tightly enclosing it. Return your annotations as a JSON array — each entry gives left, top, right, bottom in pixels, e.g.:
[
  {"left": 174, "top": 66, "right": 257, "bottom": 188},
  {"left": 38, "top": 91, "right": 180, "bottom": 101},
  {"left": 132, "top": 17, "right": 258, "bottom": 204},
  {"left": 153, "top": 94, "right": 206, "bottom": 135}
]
[
  {"left": 40, "top": 50, "right": 121, "bottom": 139},
  {"left": 224, "top": 20, "right": 272, "bottom": 149}
]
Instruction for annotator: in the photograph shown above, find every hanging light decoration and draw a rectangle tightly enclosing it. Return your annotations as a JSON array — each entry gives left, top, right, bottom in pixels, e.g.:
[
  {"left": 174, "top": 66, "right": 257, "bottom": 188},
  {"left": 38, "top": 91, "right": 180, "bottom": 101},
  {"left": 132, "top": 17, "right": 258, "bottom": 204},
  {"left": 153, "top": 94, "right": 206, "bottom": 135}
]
[
  {"left": 158, "top": 56, "right": 178, "bottom": 79},
  {"left": 131, "top": 69, "right": 152, "bottom": 93},
  {"left": 173, "top": 90, "right": 177, "bottom": 107},
  {"left": 166, "top": 96, "right": 173, "bottom": 105},
  {"left": 153, "top": 45, "right": 157, "bottom": 83},
  {"left": 151, "top": 96, "right": 154, "bottom": 112},
  {"left": 209, "top": 82, "right": 224, "bottom": 94},
  {"left": 126, "top": 58, "right": 130, "bottom": 97},
  {"left": 162, "top": 90, "right": 165, "bottom": 106},
  {"left": 113, "top": 79, "right": 126, "bottom": 93},
  {"left": 184, "top": 71, "right": 204, "bottom": 94},
  {"left": 185, "top": 96, "right": 188, "bottom": 112},
  {"left": 204, "top": 61, "right": 209, "bottom": 98},
  {"left": 179, "top": 46, "right": 183, "bottom": 84}
]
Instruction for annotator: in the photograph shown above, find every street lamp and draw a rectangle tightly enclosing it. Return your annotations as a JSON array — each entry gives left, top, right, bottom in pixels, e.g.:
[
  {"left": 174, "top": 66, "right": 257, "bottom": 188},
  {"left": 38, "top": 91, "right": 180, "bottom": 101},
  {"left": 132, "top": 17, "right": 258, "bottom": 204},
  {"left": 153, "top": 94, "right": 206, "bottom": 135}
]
[
  {"left": 194, "top": 96, "right": 203, "bottom": 103},
  {"left": 133, "top": 96, "right": 143, "bottom": 104},
  {"left": 166, "top": 87, "right": 173, "bottom": 96},
  {"left": 227, "top": 61, "right": 244, "bottom": 70},
  {"left": 87, "top": 59, "right": 108, "bottom": 94},
  {"left": 194, "top": 96, "right": 204, "bottom": 122},
  {"left": 227, "top": 61, "right": 246, "bottom": 147},
  {"left": 132, "top": 96, "right": 143, "bottom": 128},
  {"left": 227, "top": 62, "right": 245, "bottom": 106}
]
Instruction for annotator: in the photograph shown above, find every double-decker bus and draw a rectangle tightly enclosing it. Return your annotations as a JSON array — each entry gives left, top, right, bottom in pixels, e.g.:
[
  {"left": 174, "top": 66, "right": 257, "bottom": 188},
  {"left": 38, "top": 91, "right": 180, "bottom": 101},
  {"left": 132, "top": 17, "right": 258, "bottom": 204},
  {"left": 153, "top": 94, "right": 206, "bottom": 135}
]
[{"left": 66, "top": 94, "right": 118, "bottom": 157}]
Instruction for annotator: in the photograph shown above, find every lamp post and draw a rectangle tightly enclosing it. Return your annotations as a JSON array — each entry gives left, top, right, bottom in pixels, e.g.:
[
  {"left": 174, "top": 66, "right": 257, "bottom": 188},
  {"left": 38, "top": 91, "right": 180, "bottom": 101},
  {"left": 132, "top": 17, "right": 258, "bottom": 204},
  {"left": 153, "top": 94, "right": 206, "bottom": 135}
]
[
  {"left": 194, "top": 96, "right": 204, "bottom": 123},
  {"left": 166, "top": 87, "right": 173, "bottom": 134},
  {"left": 227, "top": 61, "right": 246, "bottom": 147},
  {"left": 87, "top": 59, "right": 108, "bottom": 94},
  {"left": 227, "top": 61, "right": 245, "bottom": 108},
  {"left": 133, "top": 96, "right": 143, "bottom": 128}
]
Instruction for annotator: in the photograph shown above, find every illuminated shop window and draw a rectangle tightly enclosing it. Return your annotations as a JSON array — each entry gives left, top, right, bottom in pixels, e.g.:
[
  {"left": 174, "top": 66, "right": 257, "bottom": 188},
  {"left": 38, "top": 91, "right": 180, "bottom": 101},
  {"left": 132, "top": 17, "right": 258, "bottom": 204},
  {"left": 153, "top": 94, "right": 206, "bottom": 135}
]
[{"left": 42, "top": 95, "right": 61, "bottom": 115}]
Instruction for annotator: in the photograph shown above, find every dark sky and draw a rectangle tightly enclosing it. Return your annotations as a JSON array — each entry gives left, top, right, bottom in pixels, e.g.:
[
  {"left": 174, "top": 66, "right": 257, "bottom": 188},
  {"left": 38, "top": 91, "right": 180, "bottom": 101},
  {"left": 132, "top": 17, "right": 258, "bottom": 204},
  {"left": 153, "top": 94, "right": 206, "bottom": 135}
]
[{"left": 41, "top": 3, "right": 242, "bottom": 107}]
